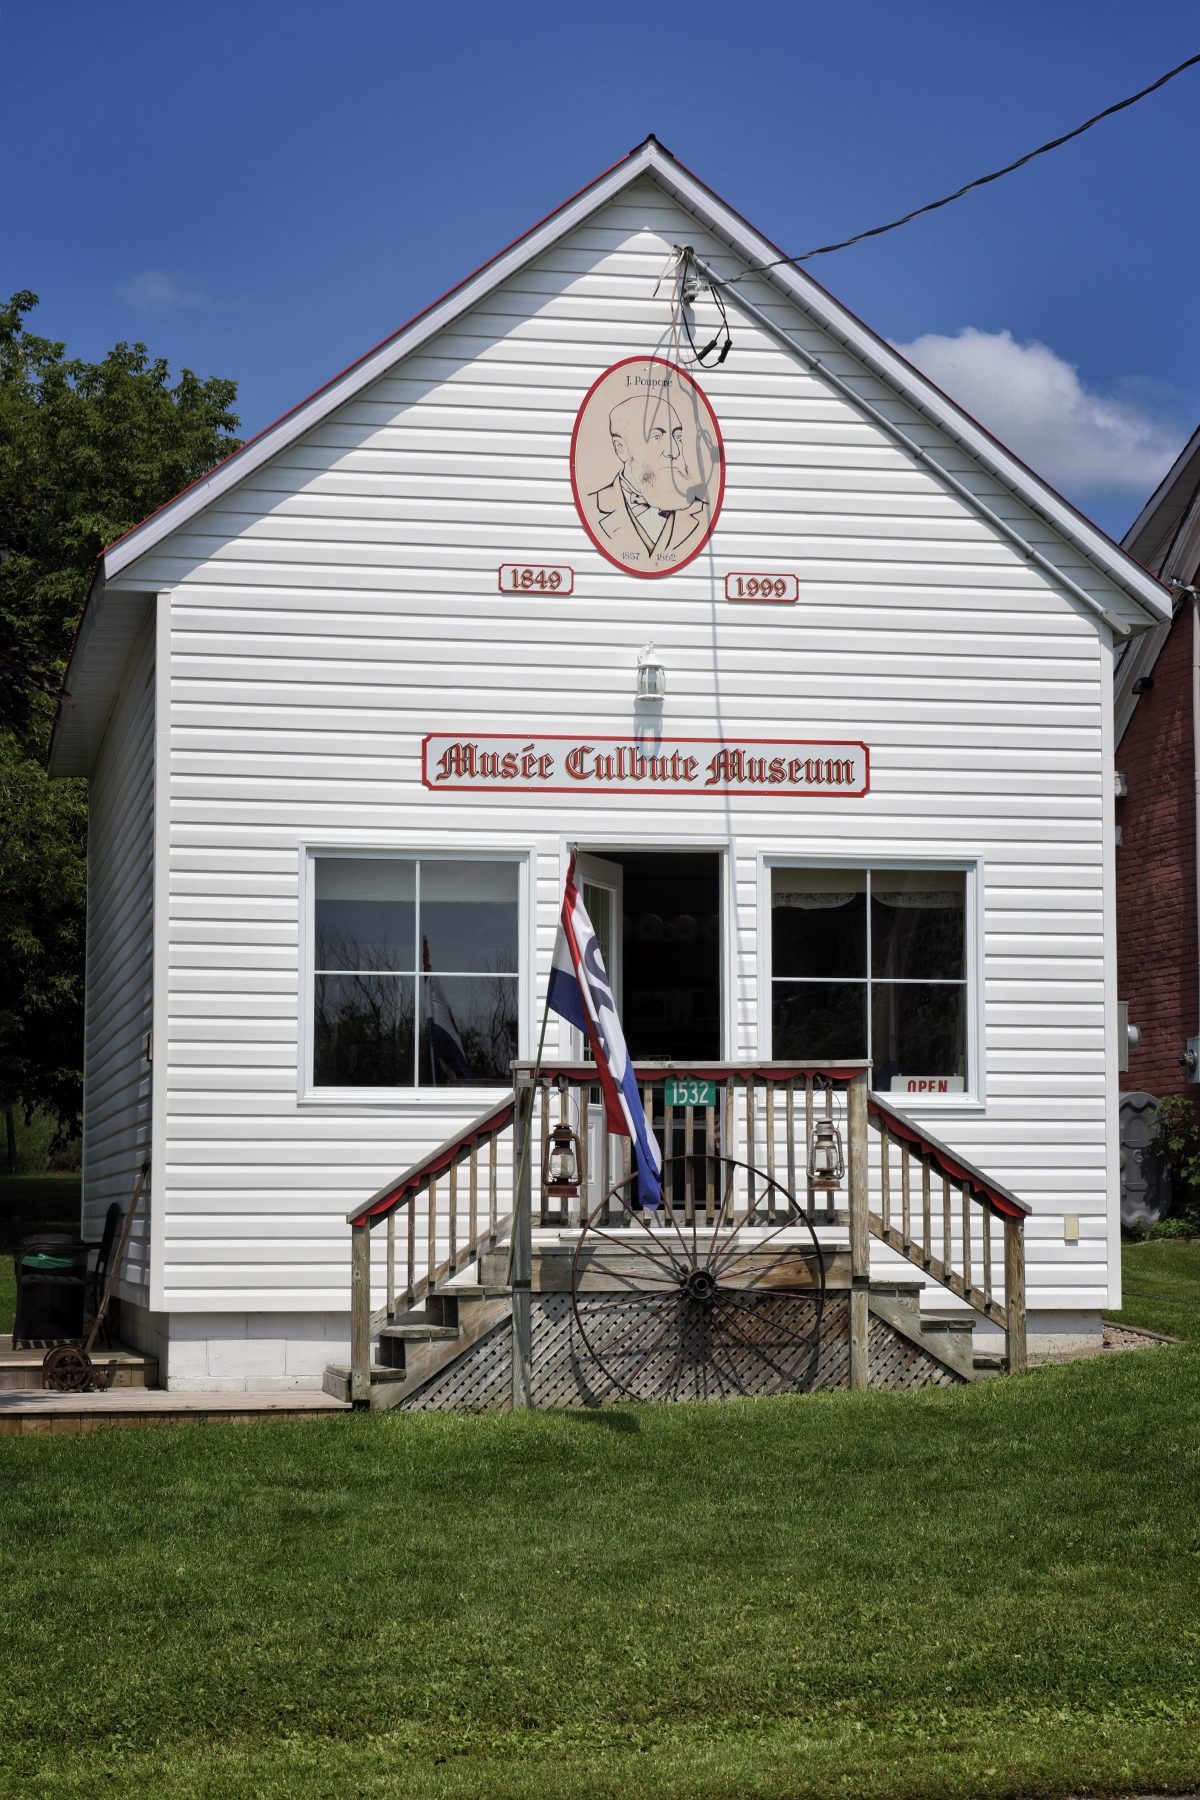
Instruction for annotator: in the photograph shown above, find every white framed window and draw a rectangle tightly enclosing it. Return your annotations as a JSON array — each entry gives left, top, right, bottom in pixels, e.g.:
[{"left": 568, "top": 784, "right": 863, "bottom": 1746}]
[
  {"left": 302, "top": 851, "right": 525, "bottom": 1095},
  {"left": 764, "top": 859, "right": 982, "bottom": 1104}
]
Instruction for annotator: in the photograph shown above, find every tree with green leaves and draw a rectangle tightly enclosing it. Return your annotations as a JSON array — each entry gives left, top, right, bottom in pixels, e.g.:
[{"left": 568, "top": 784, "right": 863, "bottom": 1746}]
[{"left": 0, "top": 291, "right": 240, "bottom": 1163}]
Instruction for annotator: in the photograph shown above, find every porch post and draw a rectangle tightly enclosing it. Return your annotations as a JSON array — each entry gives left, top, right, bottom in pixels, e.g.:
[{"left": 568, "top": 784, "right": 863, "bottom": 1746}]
[
  {"left": 847, "top": 1069, "right": 870, "bottom": 1391},
  {"left": 1004, "top": 1214, "right": 1027, "bottom": 1376},
  {"left": 350, "top": 1220, "right": 372, "bottom": 1407},
  {"left": 511, "top": 1072, "right": 534, "bottom": 1410}
]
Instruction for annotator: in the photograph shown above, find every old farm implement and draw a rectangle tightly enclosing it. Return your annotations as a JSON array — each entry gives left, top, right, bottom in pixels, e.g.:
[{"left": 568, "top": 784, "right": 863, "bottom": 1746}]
[{"left": 41, "top": 1160, "right": 150, "bottom": 1393}]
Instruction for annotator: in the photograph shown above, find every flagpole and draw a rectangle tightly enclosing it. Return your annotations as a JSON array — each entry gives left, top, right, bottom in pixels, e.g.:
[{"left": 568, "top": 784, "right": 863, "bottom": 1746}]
[
  {"left": 506, "top": 844, "right": 575, "bottom": 1289},
  {"left": 505, "top": 979, "right": 553, "bottom": 1288}
]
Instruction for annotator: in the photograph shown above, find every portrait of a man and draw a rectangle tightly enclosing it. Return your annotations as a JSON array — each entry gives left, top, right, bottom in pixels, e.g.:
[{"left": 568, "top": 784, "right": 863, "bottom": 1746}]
[{"left": 570, "top": 358, "right": 724, "bottom": 577}]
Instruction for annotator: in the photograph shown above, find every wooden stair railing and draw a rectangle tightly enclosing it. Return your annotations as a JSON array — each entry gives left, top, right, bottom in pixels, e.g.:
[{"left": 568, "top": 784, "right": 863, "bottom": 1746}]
[
  {"left": 344, "top": 1066, "right": 1029, "bottom": 1407},
  {"left": 865, "top": 1093, "right": 1029, "bottom": 1377},
  {"left": 346, "top": 1097, "right": 515, "bottom": 1405},
  {"left": 511, "top": 1060, "right": 869, "bottom": 1228}
]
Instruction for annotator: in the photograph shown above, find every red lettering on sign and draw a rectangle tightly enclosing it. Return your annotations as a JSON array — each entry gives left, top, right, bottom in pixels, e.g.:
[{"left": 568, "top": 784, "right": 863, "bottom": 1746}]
[{"left": 421, "top": 735, "right": 870, "bottom": 796}]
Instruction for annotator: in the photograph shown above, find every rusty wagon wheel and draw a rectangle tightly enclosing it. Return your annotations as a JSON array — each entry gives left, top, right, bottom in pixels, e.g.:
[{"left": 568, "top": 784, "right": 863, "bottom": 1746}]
[
  {"left": 569, "top": 1153, "right": 826, "bottom": 1404},
  {"left": 41, "top": 1345, "right": 93, "bottom": 1392}
]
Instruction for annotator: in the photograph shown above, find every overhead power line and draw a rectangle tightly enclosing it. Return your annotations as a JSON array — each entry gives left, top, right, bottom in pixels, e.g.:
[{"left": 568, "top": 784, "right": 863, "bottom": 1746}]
[{"left": 722, "top": 50, "right": 1200, "bottom": 281}]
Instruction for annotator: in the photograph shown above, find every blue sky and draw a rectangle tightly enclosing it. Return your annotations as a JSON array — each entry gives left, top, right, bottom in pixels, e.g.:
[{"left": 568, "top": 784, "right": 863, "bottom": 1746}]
[{"left": 5, "top": 0, "right": 1199, "bottom": 536}]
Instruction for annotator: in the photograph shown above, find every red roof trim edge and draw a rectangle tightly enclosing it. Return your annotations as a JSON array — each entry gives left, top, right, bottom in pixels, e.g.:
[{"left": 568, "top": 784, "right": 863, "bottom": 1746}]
[{"left": 100, "top": 142, "right": 641, "bottom": 563}]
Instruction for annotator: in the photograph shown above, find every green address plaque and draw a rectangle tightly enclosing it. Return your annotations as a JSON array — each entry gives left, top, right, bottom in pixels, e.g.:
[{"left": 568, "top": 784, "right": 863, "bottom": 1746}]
[{"left": 663, "top": 1078, "right": 718, "bottom": 1108}]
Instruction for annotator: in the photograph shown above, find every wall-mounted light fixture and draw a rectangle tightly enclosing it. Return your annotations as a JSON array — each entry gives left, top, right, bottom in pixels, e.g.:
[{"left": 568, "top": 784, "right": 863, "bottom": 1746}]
[{"left": 636, "top": 644, "right": 666, "bottom": 701}]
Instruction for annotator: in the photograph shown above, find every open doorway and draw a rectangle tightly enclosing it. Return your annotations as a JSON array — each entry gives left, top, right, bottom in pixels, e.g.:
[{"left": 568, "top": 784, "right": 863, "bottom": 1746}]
[
  {"left": 573, "top": 849, "right": 723, "bottom": 1211},
  {"left": 576, "top": 850, "right": 723, "bottom": 1061},
  {"left": 621, "top": 851, "right": 721, "bottom": 1060}
]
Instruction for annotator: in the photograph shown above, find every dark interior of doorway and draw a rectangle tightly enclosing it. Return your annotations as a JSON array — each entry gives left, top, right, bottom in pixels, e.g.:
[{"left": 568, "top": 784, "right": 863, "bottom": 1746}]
[{"left": 608, "top": 852, "right": 721, "bottom": 1061}]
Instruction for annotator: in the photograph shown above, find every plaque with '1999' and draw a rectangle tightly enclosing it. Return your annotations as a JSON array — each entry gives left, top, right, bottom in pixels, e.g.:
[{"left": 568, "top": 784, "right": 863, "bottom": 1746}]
[{"left": 725, "top": 572, "right": 798, "bottom": 602}]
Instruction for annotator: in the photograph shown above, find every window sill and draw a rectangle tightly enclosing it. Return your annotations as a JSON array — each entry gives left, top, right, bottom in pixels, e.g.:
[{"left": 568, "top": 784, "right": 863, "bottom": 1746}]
[{"left": 873, "top": 1091, "right": 985, "bottom": 1115}]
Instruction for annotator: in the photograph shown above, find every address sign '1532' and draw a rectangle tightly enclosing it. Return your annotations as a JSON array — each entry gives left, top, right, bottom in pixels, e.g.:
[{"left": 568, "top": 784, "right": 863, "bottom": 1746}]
[{"left": 422, "top": 735, "right": 869, "bottom": 797}]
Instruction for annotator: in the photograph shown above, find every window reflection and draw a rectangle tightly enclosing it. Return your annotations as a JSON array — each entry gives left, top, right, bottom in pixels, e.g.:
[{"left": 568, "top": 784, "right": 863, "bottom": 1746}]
[
  {"left": 315, "top": 860, "right": 415, "bottom": 973},
  {"left": 312, "top": 856, "right": 518, "bottom": 1088},
  {"left": 421, "top": 861, "right": 519, "bottom": 975},
  {"left": 419, "top": 973, "right": 519, "bottom": 1087},
  {"left": 770, "top": 867, "right": 969, "bottom": 1091},
  {"left": 314, "top": 974, "right": 415, "bottom": 1087}
]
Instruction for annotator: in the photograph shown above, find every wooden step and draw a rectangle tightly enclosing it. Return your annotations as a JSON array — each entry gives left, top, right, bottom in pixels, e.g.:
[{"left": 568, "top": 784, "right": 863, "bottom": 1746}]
[
  {"left": 477, "top": 1250, "right": 510, "bottom": 1285},
  {"left": 867, "top": 1289, "right": 976, "bottom": 1382},
  {"left": 375, "top": 1323, "right": 458, "bottom": 1370},
  {"left": 329, "top": 1290, "right": 513, "bottom": 1411},
  {"left": 322, "top": 1362, "right": 407, "bottom": 1403},
  {"left": 431, "top": 1283, "right": 511, "bottom": 1300},
  {"left": 378, "top": 1324, "right": 460, "bottom": 1342}
]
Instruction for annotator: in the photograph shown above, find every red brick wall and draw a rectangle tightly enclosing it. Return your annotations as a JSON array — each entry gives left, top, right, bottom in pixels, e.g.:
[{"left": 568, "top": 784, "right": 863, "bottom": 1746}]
[{"left": 1117, "top": 596, "right": 1198, "bottom": 1099}]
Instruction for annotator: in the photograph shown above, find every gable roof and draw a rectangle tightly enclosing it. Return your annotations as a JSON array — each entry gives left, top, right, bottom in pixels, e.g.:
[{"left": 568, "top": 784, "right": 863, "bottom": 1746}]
[
  {"left": 51, "top": 135, "right": 1171, "bottom": 771},
  {"left": 1115, "top": 423, "right": 1200, "bottom": 744}
]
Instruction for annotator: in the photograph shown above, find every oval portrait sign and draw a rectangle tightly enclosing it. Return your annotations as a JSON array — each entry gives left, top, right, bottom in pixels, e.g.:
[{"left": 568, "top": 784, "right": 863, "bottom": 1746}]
[{"left": 570, "top": 357, "right": 724, "bottom": 579}]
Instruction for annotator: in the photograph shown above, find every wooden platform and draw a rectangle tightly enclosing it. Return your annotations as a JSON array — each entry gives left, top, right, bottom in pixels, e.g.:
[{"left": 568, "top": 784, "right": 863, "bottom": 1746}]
[
  {"left": 0, "top": 1387, "right": 350, "bottom": 1436},
  {"left": 0, "top": 1344, "right": 158, "bottom": 1392}
]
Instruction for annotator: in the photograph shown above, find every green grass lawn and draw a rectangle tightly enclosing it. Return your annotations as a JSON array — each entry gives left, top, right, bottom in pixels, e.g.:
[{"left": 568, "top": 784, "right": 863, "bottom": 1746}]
[
  {"left": 1, "top": 1244, "right": 1199, "bottom": 1800},
  {"left": 1106, "top": 1237, "right": 1200, "bottom": 1344},
  {"left": 0, "top": 1174, "right": 82, "bottom": 1336}
]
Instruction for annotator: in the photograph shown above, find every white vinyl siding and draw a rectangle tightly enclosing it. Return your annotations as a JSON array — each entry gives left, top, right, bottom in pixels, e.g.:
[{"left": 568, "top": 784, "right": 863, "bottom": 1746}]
[
  {"left": 81, "top": 612, "right": 155, "bottom": 1305},
  {"left": 104, "top": 177, "right": 1120, "bottom": 1318}
]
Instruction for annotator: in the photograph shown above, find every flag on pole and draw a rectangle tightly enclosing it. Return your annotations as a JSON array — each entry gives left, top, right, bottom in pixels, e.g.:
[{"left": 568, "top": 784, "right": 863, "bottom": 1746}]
[{"left": 547, "top": 856, "right": 662, "bottom": 1208}]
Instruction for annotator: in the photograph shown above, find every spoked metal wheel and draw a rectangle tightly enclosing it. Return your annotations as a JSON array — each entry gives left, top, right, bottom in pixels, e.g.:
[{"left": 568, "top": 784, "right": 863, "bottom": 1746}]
[{"left": 570, "top": 1153, "right": 826, "bottom": 1404}]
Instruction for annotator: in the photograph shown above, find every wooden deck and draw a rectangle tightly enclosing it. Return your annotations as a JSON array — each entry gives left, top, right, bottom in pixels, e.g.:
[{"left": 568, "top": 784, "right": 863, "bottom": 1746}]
[{"left": 0, "top": 1389, "right": 350, "bottom": 1435}]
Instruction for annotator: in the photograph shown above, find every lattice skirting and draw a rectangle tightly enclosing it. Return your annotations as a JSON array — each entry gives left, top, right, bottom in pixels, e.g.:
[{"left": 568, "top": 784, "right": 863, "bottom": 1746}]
[{"left": 397, "top": 1294, "right": 962, "bottom": 1412}]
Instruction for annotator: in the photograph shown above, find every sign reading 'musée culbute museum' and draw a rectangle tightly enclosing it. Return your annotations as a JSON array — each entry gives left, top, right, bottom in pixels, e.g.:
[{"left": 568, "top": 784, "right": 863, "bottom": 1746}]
[{"left": 423, "top": 735, "right": 869, "bottom": 796}]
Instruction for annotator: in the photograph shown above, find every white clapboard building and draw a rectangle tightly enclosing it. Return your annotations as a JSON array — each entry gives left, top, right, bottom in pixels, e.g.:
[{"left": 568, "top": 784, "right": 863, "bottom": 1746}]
[{"left": 48, "top": 139, "right": 1168, "bottom": 1401}]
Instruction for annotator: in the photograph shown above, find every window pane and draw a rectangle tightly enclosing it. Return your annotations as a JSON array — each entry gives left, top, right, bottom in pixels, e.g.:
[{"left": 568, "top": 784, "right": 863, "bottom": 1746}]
[
  {"left": 772, "top": 869, "right": 866, "bottom": 979},
  {"left": 421, "top": 861, "right": 519, "bottom": 974},
  {"left": 315, "top": 859, "right": 415, "bottom": 972},
  {"left": 314, "top": 974, "right": 414, "bottom": 1086},
  {"left": 772, "top": 981, "right": 867, "bottom": 1061},
  {"left": 871, "top": 871, "right": 965, "bottom": 981},
  {"left": 872, "top": 983, "right": 966, "bottom": 1089},
  {"left": 418, "top": 974, "right": 519, "bottom": 1087}
]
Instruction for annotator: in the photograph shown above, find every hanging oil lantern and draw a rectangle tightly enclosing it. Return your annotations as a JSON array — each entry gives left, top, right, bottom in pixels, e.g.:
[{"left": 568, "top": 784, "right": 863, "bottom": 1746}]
[
  {"left": 543, "top": 1121, "right": 582, "bottom": 1201},
  {"left": 807, "top": 1118, "right": 845, "bottom": 1190}
]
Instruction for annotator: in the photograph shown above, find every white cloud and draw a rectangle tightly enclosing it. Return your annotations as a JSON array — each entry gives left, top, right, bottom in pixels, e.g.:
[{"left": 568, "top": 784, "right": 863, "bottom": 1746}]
[
  {"left": 116, "top": 269, "right": 203, "bottom": 313},
  {"left": 892, "top": 326, "right": 1181, "bottom": 499}
]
